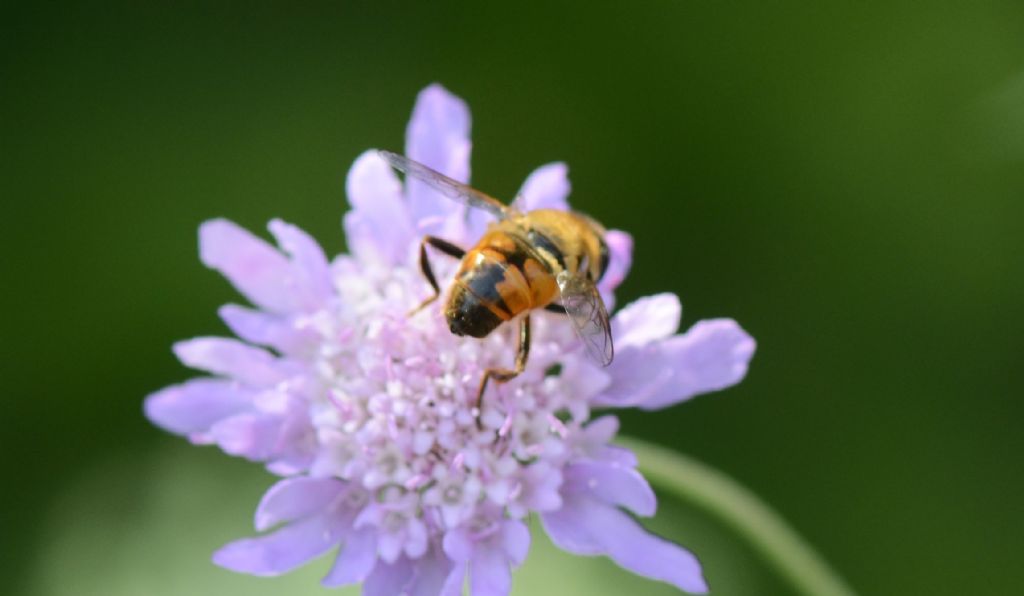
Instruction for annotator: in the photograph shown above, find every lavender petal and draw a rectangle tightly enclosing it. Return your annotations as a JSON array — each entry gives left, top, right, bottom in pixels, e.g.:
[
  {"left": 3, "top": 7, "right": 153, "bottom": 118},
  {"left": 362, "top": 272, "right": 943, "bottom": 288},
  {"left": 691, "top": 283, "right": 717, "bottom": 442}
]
[
  {"left": 441, "top": 526, "right": 473, "bottom": 562},
  {"left": 254, "top": 476, "right": 345, "bottom": 531},
  {"left": 592, "top": 341, "right": 676, "bottom": 408},
  {"left": 469, "top": 544, "right": 512, "bottom": 596},
  {"left": 172, "top": 337, "right": 286, "bottom": 387},
  {"left": 539, "top": 494, "right": 604, "bottom": 556},
  {"left": 640, "top": 318, "right": 756, "bottom": 410},
  {"left": 363, "top": 556, "right": 415, "bottom": 596},
  {"left": 589, "top": 500, "right": 708, "bottom": 593},
  {"left": 404, "top": 84, "right": 472, "bottom": 237},
  {"left": 612, "top": 293, "right": 682, "bottom": 348},
  {"left": 268, "top": 219, "right": 333, "bottom": 308},
  {"left": 563, "top": 460, "right": 656, "bottom": 517},
  {"left": 408, "top": 545, "right": 456, "bottom": 596},
  {"left": 499, "top": 519, "right": 530, "bottom": 567},
  {"left": 595, "top": 318, "right": 755, "bottom": 409},
  {"left": 598, "top": 229, "right": 633, "bottom": 296},
  {"left": 208, "top": 412, "right": 282, "bottom": 461},
  {"left": 321, "top": 526, "right": 378, "bottom": 587},
  {"left": 217, "top": 304, "right": 314, "bottom": 355},
  {"left": 441, "top": 561, "right": 467, "bottom": 596},
  {"left": 199, "top": 219, "right": 296, "bottom": 314},
  {"left": 344, "top": 149, "right": 415, "bottom": 265},
  {"left": 542, "top": 494, "right": 708, "bottom": 593},
  {"left": 212, "top": 513, "right": 345, "bottom": 576},
  {"left": 517, "top": 162, "right": 570, "bottom": 212},
  {"left": 144, "top": 378, "right": 252, "bottom": 436}
]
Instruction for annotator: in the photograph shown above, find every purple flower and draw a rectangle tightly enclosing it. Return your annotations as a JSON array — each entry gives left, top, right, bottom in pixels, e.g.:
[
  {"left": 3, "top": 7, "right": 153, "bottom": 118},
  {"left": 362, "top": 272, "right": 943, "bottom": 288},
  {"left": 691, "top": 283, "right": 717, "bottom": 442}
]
[{"left": 144, "top": 83, "right": 756, "bottom": 595}]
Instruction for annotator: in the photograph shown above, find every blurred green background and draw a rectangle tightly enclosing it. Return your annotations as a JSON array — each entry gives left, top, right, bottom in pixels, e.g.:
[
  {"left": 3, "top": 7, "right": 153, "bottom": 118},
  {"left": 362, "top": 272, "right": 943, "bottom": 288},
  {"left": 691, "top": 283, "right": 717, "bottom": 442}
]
[{"left": 3, "top": 2, "right": 1023, "bottom": 595}]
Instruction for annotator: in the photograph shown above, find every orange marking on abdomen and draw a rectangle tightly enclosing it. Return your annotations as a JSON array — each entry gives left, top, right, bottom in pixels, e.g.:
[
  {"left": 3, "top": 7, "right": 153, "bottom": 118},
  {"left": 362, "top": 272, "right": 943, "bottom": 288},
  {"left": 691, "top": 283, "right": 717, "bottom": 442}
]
[
  {"left": 522, "top": 258, "right": 558, "bottom": 307},
  {"left": 457, "top": 247, "right": 528, "bottom": 321},
  {"left": 495, "top": 266, "right": 532, "bottom": 315}
]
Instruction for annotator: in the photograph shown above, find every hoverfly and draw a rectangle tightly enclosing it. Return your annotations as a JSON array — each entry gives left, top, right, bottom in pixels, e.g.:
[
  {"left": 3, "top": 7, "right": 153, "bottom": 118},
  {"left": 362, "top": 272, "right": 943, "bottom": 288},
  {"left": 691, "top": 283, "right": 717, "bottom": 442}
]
[{"left": 378, "top": 150, "right": 614, "bottom": 409}]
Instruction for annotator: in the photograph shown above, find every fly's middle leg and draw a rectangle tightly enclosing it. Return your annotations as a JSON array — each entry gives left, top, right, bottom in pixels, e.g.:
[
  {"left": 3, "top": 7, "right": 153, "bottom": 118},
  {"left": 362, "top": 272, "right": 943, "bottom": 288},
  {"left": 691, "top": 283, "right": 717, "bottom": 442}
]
[
  {"left": 475, "top": 314, "right": 531, "bottom": 420},
  {"left": 410, "top": 236, "right": 465, "bottom": 316}
]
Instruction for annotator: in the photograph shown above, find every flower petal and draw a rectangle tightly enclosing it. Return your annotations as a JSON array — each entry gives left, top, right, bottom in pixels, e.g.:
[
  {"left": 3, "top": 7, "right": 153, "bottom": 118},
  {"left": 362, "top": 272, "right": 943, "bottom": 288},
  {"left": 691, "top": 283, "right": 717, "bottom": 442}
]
[
  {"left": 598, "top": 506, "right": 707, "bottom": 593},
  {"left": 441, "top": 561, "right": 467, "bottom": 596},
  {"left": 594, "top": 318, "right": 755, "bottom": 409},
  {"left": 500, "top": 519, "right": 530, "bottom": 567},
  {"left": 409, "top": 545, "right": 456, "bottom": 596},
  {"left": 264, "top": 411, "right": 317, "bottom": 474},
  {"left": 254, "top": 476, "right": 345, "bottom": 532},
  {"left": 404, "top": 518, "right": 429, "bottom": 559},
  {"left": 514, "top": 462, "right": 563, "bottom": 514},
  {"left": 542, "top": 494, "right": 707, "bottom": 593},
  {"left": 612, "top": 293, "right": 681, "bottom": 349},
  {"left": 143, "top": 378, "right": 252, "bottom": 436},
  {"left": 517, "top": 162, "right": 570, "bottom": 212},
  {"left": 212, "top": 513, "right": 346, "bottom": 576},
  {"left": 558, "top": 355, "right": 613, "bottom": 402},
  {"left": 363, "top": 556, "right": 415, "bottom": 596},
  {"left": 321, "top": 526, "right": 378, "bottom": 587},
  {"left": 469, "top": 543, "right": 512, "bottom": 596},
  {"left": 268, "top": 219, "right": 333, "bottom": 308},
  {"left": 199, "top": 219, "right": 295, "bottom": 314},
  {"left": 598, "top": 229, "right": 633, "bottom": 295},
  {"left": 173, "top": 337, "right": 286, "bottom": 387},
  {"left": 574, "top": 416, "right": 636, "bottom": 466},
  {"left": 539, "top": 496, "right": 602, "bottom": 555},
  {"left": 591, "top": 341, "right": 675, "bottom": 408},
  {"left": 640, "top": 318, "right": 756, "bottom": 410},
  {"left": 209, "top": 412, "right": 283, "bottom": 461},
  {"left": 581, "top": 415, "right": 619, "bottom": 445},
  {"left": 563, "top": 460, "right": 656, "bottom": 517},
  {"left": 218, "top": 304, "right": 315, "bottom": 355},
  {"left": 377, "top": 530, "right": 404, "bottom": 564},
  {"left": 464, "top": 160, "right": 567, "bottom": 239},
  {"left": 344, "top": 149, "right": 415, "bottom": 265},
  {"left": 442, "top": 527, "right": 473, "bottom": 563},
  {"left": 404, "top": 84, "right": 472, "bottom": 235}
]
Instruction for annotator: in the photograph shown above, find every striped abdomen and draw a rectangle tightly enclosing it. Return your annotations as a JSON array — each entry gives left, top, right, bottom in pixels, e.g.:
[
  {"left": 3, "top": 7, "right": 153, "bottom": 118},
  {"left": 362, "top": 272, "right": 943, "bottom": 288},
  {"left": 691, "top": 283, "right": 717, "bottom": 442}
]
[{"left": 444, "top": 228, "right": 560, "bottom": 338}]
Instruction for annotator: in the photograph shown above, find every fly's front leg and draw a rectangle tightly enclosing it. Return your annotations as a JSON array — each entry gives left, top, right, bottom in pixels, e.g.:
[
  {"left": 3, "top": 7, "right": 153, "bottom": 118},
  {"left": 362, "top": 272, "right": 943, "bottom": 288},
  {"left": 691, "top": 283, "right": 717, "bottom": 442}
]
[
  {"left": 410, "top": 236, "right": 465, "bottom": 316},
  {"left": 475, "top": 314, "right": 531, "bottom": 413}
]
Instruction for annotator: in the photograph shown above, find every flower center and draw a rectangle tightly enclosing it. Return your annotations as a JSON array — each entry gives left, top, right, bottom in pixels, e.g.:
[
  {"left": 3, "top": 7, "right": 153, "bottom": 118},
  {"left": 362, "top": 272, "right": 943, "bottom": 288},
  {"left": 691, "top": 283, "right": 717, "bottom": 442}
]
[
  {"left": 442, "top": 485, "right": 463, "bottom": 504},
  {"left": 383, "top": 510, "right": 408, "bottom": 533},
  {"left": 344, "top": 488, "right": 368, "bottom": 510},
  {"left": 467, "top": 514, "right": 500, "bottom": 540}
]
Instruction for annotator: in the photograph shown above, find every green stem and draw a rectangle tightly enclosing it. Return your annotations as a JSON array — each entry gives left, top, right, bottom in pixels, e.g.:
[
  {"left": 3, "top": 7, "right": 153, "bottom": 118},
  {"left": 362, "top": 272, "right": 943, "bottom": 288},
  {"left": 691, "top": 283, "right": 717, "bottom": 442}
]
[{"left": 620, "top": 438, "right": 857, "bottom": 596}]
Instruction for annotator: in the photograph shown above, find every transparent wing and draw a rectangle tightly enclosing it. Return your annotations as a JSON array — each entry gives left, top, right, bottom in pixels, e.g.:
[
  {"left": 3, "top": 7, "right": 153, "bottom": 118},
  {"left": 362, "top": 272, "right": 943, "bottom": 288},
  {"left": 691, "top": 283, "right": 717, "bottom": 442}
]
[
  {"left": 556, "top": 270, "right": 614, "bottom": 367},
  {"left": 377, "top": 150, "right": 509, "bottom": 220}
]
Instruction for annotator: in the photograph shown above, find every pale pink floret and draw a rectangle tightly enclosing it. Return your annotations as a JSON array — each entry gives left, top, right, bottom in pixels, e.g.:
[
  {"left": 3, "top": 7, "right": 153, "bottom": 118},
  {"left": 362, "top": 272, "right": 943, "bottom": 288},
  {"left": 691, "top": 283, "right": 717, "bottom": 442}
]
[{"left": 145, "top": 83, "right": 756, "bottom": 595}]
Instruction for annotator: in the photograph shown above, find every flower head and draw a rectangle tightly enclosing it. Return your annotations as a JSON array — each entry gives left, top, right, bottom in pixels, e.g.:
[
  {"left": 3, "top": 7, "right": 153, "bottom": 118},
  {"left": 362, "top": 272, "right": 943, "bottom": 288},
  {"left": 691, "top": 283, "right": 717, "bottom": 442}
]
[{"left": 145, "top": 84, "right": 756, "bottom": 595}]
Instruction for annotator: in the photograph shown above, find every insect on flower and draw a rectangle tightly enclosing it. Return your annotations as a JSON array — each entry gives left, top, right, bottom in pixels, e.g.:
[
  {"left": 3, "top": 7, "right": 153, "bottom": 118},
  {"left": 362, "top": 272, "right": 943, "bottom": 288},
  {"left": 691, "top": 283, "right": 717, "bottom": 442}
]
[
  {"left": 379, "top": 150, "right": 614, "bottom": 410},
  {"left": 143, "top": 84, "right": 757, "bottom": 596}
]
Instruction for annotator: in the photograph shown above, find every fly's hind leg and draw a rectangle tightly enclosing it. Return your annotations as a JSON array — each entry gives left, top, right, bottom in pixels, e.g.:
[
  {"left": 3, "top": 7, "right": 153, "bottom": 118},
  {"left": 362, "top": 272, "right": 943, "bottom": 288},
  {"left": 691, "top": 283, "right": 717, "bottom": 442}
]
[
  {"left": 410, "top": 236, "right": 465, "bottom": 316},
  {"left": 475, "top": 315, "right": 531, "bottom": 416}
]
